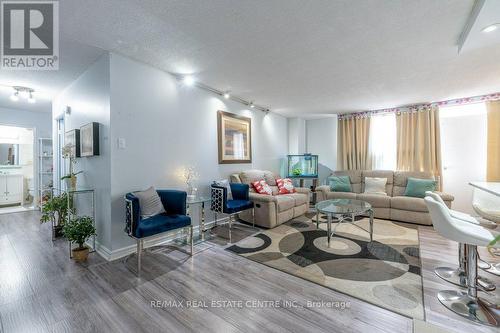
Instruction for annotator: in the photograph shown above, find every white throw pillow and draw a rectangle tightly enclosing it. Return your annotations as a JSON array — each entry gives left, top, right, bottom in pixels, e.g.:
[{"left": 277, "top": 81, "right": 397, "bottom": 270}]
[
  {"left": 364, "top": 177, "right": 387, "bottom": 195},
  {"left": 134, "top": 186, "right": 166, "bottom": 218}
]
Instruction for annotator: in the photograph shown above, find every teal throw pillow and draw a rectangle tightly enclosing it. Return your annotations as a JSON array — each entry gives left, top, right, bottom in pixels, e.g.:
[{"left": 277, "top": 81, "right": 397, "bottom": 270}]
[
  {"left": 404, "top": 177, "right": 437, "bottom": 198},
  {"left": 329, "top": 176, "right": 352, "bottom": 192}
]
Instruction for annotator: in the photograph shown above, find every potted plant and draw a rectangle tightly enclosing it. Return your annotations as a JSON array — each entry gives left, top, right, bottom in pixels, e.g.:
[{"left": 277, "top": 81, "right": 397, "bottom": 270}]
[
  {"left": 63, "top": 216, "right": 96, "bottom": 261},
  {"left": 40, "top": 192, "right": 73, "bottom": 237},
  {"left": 61, "top": 144, "right": 82, "bottom": 190}
]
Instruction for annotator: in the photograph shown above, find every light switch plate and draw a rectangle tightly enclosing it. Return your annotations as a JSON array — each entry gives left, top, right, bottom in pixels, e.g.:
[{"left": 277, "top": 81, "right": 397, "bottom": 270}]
[{"left": 118, "top": 138, "right": 126, "bottom": 149}]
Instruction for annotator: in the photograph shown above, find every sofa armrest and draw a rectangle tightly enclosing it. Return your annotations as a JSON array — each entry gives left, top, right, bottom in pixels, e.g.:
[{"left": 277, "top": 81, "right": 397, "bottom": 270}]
[
  {"left": 295, "top": 187, "right": 311, "bottom": 194},
  {"left": 315, "top": 185, "right": 331, "bottom": 193},
  {"left": 249, "top": 193, "right": 277, "bottom": 202},
  {"left": 434, "top": 191, "right": 454, "bottom": 202}
]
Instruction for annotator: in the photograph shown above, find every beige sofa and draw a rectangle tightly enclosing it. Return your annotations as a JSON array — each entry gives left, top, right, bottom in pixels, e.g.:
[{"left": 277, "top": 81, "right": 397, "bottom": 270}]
[
  {"left": 230, "top": 170, "right": 310, "bottom": 228},
  {"left": 316, "top": 170, "right": 454, "bottom": 225}
]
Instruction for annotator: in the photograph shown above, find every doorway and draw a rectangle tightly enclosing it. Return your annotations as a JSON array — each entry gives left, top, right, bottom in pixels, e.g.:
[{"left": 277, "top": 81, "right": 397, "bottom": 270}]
[{"left": 0, "top": 124, "right": 36, "bottom": 214}]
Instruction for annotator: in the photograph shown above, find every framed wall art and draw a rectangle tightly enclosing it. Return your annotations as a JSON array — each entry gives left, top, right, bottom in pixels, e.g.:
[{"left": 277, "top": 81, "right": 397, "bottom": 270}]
[
  {"left": 64, "top": 129, "right": 81, "bottom": 158},
  {"left": 80, "top": 122, "right": 100, "bottom": 157},
  {"left": 217, "top": 111, "right": 252, "bottom": 164}
]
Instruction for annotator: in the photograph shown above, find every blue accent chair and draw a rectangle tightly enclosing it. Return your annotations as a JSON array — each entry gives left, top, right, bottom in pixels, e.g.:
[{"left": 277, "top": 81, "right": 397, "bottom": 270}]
[
  {"left": 210, "top": 183, "right": 255, "bottom": 242},
  {"left": 125, "top": 189, "right": 193, "bottom": 275}
]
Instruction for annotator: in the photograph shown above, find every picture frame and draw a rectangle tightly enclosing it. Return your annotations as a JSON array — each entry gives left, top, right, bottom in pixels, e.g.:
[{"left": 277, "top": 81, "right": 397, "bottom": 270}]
[
  {"left": 80, "top": 122, "right": 100, "bottom": 157},
  {"left": 64, "top": 129, "right": 80, "bottom": 158},
  {"left": 217, "top": 111, "right": 252, "bottom": 164}
]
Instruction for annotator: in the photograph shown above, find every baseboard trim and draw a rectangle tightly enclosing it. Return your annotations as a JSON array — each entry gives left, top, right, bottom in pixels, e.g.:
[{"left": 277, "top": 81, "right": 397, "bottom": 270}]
[{"left": 96, "top": 220, "right": 222, "bottom": 261}]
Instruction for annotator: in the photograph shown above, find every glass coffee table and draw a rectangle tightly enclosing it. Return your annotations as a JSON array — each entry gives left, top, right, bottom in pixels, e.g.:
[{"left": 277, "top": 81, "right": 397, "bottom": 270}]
[{"left": 315, "top": 199, "right": 374, "bottom": 245}]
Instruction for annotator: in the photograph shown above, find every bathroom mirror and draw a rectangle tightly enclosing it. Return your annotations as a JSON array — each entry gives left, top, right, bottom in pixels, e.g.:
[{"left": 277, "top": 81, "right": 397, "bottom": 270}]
[{"left": 0, "top": 144, "right": 19, "bottom": 165}]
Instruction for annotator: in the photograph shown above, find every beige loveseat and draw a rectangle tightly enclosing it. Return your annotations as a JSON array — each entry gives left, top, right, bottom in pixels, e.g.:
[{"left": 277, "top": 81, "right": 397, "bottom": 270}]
[
  {"left": 230, "top": 170, "right": 310, "bottom": 228},
  {"left": 316, "top": 170, "right": 454, "bottom": 225}
]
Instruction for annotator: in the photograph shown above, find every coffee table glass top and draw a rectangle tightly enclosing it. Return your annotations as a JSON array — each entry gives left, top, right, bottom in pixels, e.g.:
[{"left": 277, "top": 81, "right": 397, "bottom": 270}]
[{"left": 315, "top": 199, "right": 372, "bottom": 215}]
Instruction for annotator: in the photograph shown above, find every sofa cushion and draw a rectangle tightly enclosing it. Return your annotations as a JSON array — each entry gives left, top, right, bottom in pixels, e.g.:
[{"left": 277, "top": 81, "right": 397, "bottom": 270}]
[
  {"left": 287, "top": 193, "right": 308, "bottom": 206},
  {"left": 263, "top": 171, "right": 277, "bottom": 186},
  {"left": 329, "top": 176, "right": 352, "bottom": 192},
  {"left": 332, "top": 170, "right": 362, "bottom": 193},
  {"left": 363, "top": 177, "right": 387, "bottom": 195},
  {"left": 393, "top": 171, "right": 434, "bottom": 196},
  {"left": 404, "top": 177, "right": 437, "bottom": 198},
  {"left": 136, "top": 213, "right": 190, "bottom": 238},
  {"left": 362, "top": 170, "right": 394, "bottom": 196},
  {"left": 251, "top": 180, "right": 273, "bottom": 195},
  {"left": 240, "top": 170, "right": 266, "bottom": 184},
  {"left": 325, "top": 192, "right": 357, "bottom": 200},
  {"left": 357, "top": 193, "right": 391, "bottom": 208},
  {"left": 391, "top": 196, "right": 428, "bottom": 212},
  {"left": 275, "top": 195, "right": 295, "bottom": 212}
]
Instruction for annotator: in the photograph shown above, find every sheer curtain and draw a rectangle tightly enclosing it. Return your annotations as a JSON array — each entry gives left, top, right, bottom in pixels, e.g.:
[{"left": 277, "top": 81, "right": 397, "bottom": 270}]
[
  {"left": 337, "top": 116, "right": 371, "bottom": 170},
  {"left": 368, "top": 113, "right": 397, "bottom": 170}
]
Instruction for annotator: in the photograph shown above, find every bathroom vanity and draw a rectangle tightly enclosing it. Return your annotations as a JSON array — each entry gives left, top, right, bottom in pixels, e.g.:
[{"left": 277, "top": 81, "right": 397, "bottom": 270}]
[{"left": 0, "top": 172, "right": 24, "bottom": 206}]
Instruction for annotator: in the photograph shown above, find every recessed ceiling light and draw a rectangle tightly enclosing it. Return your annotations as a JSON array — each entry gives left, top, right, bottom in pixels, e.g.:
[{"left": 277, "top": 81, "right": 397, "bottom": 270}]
[
  {"left": 250, "top": 101, "right": 255, "bottom": 108},
  {"left": 183, "top": 75, "right": 195, "bottom": 86},
  {"left": 481, "top": 24, "right": 500, "bottom": 33},
  {"left": 223, "top": 91, "right": 230, "bottom": 99}
]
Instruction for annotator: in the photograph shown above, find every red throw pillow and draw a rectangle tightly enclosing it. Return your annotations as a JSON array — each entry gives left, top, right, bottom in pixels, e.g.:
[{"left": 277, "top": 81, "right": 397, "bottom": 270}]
[
  {"left": 276, "top": 178, "right": 296, "bottom": 194},
  {"left": 251, "top": 180, "right": 273, "bottom": 195}
]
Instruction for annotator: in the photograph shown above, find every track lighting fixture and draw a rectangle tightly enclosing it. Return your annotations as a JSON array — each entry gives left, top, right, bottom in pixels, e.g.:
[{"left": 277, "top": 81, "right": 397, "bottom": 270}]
[
  {"left": 175, "top": 74, "right": 270, "bottom": 113},
  {"left": 9, "top": 86, "right": 36, "bottom": 103},
  {"left": 28, "top": 92, "right": 36, "bottom": 103}
]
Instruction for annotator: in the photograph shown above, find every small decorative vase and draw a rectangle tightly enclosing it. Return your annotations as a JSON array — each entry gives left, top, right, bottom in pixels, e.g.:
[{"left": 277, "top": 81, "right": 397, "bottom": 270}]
[{"left": 186, "top": 183, "right": 195, "bottom": 199}]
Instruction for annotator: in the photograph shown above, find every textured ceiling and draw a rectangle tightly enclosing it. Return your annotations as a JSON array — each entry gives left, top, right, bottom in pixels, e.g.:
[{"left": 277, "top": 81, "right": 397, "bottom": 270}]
[{"left": 3, "top": 0, "right": 500, "bottom": 117}]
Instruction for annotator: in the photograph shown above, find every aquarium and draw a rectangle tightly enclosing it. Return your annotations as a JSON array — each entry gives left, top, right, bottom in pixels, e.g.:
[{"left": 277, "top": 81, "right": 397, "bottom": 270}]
[{"left": 287, "top": 154, "right": 318, "bottom": 178}]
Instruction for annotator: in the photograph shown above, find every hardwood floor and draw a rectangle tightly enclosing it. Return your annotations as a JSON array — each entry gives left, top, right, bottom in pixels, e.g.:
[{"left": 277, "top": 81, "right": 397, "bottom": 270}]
[{"left": 0, "top": 210, "right": 498, "bottom": 333}]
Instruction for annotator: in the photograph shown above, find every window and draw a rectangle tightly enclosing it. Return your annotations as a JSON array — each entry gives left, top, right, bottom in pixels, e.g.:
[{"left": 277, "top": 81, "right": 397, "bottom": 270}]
[{"left": 368, "top": 113, "right": 397, "bottom": 170}]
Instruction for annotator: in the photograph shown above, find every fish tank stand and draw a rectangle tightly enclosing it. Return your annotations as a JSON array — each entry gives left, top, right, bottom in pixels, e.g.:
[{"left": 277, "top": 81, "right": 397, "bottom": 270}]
[{"left": 287, "top": 154, "right": 319, "bottom": 203}]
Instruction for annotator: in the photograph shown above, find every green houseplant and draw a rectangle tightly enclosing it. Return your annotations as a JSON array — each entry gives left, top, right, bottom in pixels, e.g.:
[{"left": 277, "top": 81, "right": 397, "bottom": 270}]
[
  {"left": 40, "top": 192, "right": 73, "bottom": 237},
  {"left": 63, "top": 216, "right": 96, "bottom": 261}
]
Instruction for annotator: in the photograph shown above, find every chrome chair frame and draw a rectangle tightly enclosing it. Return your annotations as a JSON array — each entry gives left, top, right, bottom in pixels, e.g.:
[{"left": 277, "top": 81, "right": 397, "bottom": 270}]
[{"left": 124, "top": 196, "right": 193, "bottom": 276}]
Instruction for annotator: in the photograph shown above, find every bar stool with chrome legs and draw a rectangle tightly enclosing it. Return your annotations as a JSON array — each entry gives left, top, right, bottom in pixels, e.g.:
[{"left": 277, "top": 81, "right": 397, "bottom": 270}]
[
  {"left": 425, "top": 192, "right": 496, "bottom": 291},
  {"left": 425, "top": 196, "right": 500, "bottom": 327}
]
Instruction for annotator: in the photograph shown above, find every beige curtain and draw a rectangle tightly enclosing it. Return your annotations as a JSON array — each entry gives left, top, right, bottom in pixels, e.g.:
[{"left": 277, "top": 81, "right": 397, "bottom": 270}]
[
  {"left": 486, "top": 100, "right": 500, "bottom": 181},
  {"left": 337, "top": 116, "right": 371, "bottom": 170},
  {"left": 396, "top": 106, "right": 442, "bottom": 189}
]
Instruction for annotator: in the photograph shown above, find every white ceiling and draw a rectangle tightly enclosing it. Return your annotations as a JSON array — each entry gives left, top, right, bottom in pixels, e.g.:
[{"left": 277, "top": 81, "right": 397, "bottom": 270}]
[{"left": 2, "top": 0, "right": 500, "bottom": 117}]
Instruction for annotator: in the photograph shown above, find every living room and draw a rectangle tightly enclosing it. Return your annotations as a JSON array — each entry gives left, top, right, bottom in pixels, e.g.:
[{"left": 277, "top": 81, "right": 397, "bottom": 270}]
[{"left": 0, "top": 1, "right": 499, "bottom": 332}]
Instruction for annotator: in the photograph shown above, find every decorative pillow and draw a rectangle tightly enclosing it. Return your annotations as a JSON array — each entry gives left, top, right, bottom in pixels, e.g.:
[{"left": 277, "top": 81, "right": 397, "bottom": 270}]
[
  {"left": 276, "top": 178, "right": 296, "bottom": 194},
  {"left": 133, "top": 186, "right": 165, "bottom": 218},
  {"left": 251, "top": 180, "right": 273, "bottom": 195},
  {"left": 404, "top": 177, "right": 437, "bottom": 198},
  {"left": 329, "top": 176, "right": 352, "bottom": 192},
  {"left": 364, "top": 177, "right": 387, "bottom": 195},
  {"left": 213, "top": 179, "right": 232, "bottom": 200}
]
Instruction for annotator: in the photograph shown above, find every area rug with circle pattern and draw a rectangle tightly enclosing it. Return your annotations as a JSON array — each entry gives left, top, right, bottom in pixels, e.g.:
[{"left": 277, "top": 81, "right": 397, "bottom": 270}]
[{"left": 226, "top": 213, "right": 424, "bottom": 319}]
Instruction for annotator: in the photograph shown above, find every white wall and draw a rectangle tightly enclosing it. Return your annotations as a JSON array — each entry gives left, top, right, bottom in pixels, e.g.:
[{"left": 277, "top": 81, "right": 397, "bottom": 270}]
[
  {"left": 440, "top": 103, "right": 487, "bottom": 214},
  {"left": 52, "top": 54, "right": 112, "bottom": 250},
  {"left": 288, "top": 118, "right": 306, "bottom": 154},
  {"left": 108, "top": 53, "right": 289, "bottom": 251},
  {"left": 306, "top": 117, "right": 337, "bottom": 184}
]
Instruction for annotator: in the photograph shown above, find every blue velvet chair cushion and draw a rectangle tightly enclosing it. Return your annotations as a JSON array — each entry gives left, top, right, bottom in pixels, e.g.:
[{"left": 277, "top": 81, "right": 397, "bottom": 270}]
[
  {"left": 135, "top": 213, "right": 191, "bottom": 238},
  {"left": 225, "top": 199, "right": 254, "bottom": 214}
]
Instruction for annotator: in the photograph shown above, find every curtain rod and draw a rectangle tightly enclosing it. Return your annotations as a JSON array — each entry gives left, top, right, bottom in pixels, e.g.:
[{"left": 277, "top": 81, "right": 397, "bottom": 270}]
[{"left": 338, "top": 92, "right": 500, "bottom": 120}]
